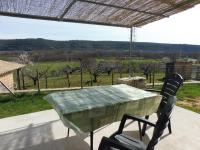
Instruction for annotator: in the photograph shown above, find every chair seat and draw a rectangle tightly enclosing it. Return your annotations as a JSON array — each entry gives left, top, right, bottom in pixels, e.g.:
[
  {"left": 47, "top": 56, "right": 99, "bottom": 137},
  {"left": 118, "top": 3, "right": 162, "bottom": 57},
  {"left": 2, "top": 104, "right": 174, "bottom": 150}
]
[{"left": 113, "top": 134, "right": 146, "bottom": 150}]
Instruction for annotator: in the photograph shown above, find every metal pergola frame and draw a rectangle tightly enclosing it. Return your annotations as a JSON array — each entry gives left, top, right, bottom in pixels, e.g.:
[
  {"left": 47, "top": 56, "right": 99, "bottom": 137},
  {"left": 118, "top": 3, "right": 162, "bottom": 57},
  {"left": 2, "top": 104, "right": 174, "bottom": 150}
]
[{"left": 0, "top": 0, "right": 198, "bottom": 28}]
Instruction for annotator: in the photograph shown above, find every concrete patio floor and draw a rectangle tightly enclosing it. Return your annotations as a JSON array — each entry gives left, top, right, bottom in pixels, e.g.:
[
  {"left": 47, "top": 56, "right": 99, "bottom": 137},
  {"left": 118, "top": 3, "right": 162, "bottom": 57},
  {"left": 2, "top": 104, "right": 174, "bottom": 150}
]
[{"left": 0, "top": 106, "right": 200, "bottom": 150}]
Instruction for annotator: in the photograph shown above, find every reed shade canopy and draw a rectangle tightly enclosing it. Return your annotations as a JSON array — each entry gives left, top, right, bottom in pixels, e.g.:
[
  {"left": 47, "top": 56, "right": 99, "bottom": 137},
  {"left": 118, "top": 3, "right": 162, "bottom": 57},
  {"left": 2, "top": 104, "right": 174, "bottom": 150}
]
[{"left": 0, "top": 0, "right": 200, "bottom": 28}]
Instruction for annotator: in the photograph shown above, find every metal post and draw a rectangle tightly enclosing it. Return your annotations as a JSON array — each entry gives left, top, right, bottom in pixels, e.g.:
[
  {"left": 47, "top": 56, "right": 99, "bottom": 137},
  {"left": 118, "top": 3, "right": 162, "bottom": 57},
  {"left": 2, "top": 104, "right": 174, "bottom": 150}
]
[
  {"left": 16, "top": 69, "right": 21, "bottom": 90},
  {"left": 67, "top": 128, "right": 70, "bottom": 137},
  {"left": 149, "top": 73, "right": 152, "bottom": 83},
  {"left": 36, "top": 69, "right": 40, "bottom": 93},
  {"left": 152, "top": 71, "right": 155, "bottom": 87},
  {"left": 129, "top": 27, "right": 133, "bottom": 77},
  {"left": 90, "top": 131, "right": 93, "bottom": 150},
  {"left": 129, "top": 27, "right": 133, "bottom": 58},
  {"left": 80, "top": 59, "right": 83, "bottom": 89},
  {"left": 142, "top": 115, "right": 149, "bottom": 136},
  {"left": 81, "top": 66, "right": 83, "bottom": 89},
  {"left": 120, "top": 69, "right": 122, "bottom": 78},
  {"left": 111, "top": 70, "right": 114, "bottom": 85},
  {"left": 21, "top": 71, "right": 25, "bottom": 89}
]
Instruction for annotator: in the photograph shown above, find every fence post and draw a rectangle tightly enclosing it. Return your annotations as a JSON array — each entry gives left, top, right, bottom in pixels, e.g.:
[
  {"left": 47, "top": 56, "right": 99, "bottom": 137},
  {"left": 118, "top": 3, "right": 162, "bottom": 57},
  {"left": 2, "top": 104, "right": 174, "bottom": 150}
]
[
  {"left": 112, "top": 70, "right": 114, "bottom": 85},
  {"left": 21, "top": 71, "right": 25, "bottom": 90},
  {"left": 45, "top": 75, "right": 48, "bottom": 89},
  {"left": 36, "top": 69, "right": 40, "bottom": 94},
  {"left": 152, "top": 71, "right": 155, "bottom": 88},
  {"left": 16, "top": 69, "right": 21, "bottom": 90},
  {"left": 120, "top": 71, "right": 122, "bottom": 78},
  {"left": 149, "top": 73, "right": 152, "bottom": 83},
  {"left": 66, "top": 73, "right": 70, "bottom": 87},
  {"left": 90, "top": 75, "right": 93, "bottom": 86},
  {"left": 81, "top": 66, "right": 83, "bottom": 89}
]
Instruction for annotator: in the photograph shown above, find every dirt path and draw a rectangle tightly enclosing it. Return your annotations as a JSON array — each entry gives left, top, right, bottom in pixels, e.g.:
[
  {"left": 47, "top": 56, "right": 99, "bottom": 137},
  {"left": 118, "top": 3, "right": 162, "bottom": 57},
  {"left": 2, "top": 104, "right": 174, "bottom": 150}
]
[{"left": 177, "top": 97, "right": 200, "bottom": 113}]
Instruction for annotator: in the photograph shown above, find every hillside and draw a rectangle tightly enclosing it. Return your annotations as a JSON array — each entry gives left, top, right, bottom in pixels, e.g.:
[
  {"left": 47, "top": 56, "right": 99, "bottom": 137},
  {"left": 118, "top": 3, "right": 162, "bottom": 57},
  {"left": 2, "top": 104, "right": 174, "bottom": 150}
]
[{"left": 0, "top": 38, "right": 200, "bottom": 53}]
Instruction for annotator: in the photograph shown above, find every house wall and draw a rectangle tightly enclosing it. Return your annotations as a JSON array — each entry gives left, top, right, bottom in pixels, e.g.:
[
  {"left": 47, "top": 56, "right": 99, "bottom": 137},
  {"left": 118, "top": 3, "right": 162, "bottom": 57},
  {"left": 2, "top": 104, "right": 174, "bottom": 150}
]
[{"left": 0, "top": 72, "right": 14, "bottom": 93}]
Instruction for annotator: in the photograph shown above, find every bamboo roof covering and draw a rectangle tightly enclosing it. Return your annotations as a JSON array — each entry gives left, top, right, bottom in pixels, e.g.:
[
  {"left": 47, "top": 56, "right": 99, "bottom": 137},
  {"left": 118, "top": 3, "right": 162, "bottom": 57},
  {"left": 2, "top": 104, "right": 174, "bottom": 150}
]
[
  {"left": 0, "top": 0, "right": 200, "bottom": 28},
  {"left": 0, "top": 60, "right": 25, "bottom": 76}
]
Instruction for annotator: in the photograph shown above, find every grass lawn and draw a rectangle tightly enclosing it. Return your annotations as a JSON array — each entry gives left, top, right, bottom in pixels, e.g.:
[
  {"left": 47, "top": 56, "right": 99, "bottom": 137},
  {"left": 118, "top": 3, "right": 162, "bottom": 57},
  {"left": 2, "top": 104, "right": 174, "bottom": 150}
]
[
  {"left": 0, "top": 83, "right": 199, "bottom": 119},
  {"left": 176, "top": 84, "right": 200, "bottom": 113},
  {"left": 0, "top": 93, "right": 51, "bottom": 119},
  {"left": 149, "top": 83, "right": 200, "bottom": 113}
]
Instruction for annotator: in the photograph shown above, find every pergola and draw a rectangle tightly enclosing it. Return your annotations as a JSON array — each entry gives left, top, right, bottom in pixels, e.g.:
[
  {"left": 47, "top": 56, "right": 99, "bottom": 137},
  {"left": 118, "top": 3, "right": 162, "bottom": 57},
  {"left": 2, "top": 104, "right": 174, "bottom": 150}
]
[
  {"left": 0, "top": 0, "right": 200, "bottom": 28},
  {"left": 0, "top": 0, "right": 199, "bottom": 67}
]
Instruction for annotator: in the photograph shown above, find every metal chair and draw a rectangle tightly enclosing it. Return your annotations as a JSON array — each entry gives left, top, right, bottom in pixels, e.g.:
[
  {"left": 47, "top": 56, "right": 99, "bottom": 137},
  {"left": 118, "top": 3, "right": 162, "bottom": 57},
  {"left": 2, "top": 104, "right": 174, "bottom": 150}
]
[
  {"left": 98, "top": 96, "right": 177, "bottom": 150},
  {"left": 142, "top": 73, "right": 183, "bottom": 135}
]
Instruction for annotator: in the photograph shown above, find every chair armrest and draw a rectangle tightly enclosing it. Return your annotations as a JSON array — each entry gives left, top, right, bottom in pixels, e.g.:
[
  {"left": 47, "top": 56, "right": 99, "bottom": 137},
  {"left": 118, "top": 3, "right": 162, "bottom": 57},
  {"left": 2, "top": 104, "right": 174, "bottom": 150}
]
[
  {"left": 145, "top": 89, "right": 161, "bottom": 93},
  {"left": 124, "top": 114, "right": 156, "bottom": 127},
  {"left": 115, "top": 114, "right": 156, "bottom": 135},
  {"left": 98, "top": 137, "right": 132, "bottom": 150}
]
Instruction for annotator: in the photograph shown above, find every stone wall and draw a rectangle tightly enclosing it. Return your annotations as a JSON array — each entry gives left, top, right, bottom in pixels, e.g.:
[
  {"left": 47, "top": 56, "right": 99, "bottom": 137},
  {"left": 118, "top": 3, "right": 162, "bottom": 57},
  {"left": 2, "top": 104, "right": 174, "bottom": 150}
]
[
  {"left": 117, "top": 77, "right": 146, "bottom": 89},
  {"left": 166, "top": 62, "right": 192, "bottom": 80},
  {"left": 0, "top": 72, "right": 14, "bottom": 93}
]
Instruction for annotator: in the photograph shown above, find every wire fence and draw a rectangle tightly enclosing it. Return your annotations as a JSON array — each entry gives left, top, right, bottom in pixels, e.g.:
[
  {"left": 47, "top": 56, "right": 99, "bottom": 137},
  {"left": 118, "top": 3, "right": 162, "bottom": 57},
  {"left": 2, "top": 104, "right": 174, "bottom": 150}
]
[{"left": 11, "top": 58, "right": 200, "bottom": 92}]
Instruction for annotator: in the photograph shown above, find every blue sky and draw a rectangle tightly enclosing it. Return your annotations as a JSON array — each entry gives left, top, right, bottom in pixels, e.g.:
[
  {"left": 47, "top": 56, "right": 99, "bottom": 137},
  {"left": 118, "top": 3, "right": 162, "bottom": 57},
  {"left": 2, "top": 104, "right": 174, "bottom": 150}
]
[{"left": 0, "top": 4, "right": 200, "bottom": 45}]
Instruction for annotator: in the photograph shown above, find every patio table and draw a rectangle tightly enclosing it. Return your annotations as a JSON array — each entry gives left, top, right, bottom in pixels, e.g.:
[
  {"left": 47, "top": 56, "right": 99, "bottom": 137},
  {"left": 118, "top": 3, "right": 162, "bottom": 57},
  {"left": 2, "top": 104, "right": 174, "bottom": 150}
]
[{"left": 44, "top": 84, "right": 161, "bottom": 150}]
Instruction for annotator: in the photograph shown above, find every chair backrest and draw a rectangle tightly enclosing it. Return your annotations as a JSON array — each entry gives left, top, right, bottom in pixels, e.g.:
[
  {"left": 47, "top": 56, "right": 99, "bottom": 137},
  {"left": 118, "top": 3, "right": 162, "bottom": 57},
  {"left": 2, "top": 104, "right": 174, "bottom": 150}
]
[
  {"left": 158, "top": 74, "right": 183, "bottom": 113},
  {"left": 161, "top": 73, "right": 183, "bottom": 99},
  {"left": 146, "top": 96, "right": 177, "bottom": 150}
]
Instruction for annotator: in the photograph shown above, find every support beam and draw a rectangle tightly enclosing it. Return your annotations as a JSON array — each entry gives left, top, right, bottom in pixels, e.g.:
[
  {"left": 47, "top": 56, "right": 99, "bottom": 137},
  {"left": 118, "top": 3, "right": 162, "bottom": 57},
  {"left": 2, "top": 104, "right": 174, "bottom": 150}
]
[
  {"left": 0, "top": 0, "right": 198, "bottom": 28},
  {"left": 78, "top": 0, "right": 167, "bottom": 18},
  {"left": 60, "top": 0, "right": 77, "bottom": 19},
  {"left": 129, "top": 27, "right": 133, "bottom": 58},
  {"left": 0, "top": 11, "right": 130, "bottom": 28},
  {"left": 129, "top": 27, "right": 133, "bottom": 76}
]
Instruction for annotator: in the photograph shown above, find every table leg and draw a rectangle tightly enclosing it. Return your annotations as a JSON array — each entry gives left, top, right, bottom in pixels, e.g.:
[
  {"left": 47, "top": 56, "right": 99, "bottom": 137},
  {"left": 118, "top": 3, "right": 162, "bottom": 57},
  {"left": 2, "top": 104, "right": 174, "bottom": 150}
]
[
  {"left": 90, "top": 131, "right": 93, "bottom": 150},
  {"left": 67, "top": 128, "right": 70, "bottom": 137},
  {"left": 142, "top": 115, "right": 149, "bottom": 136}
]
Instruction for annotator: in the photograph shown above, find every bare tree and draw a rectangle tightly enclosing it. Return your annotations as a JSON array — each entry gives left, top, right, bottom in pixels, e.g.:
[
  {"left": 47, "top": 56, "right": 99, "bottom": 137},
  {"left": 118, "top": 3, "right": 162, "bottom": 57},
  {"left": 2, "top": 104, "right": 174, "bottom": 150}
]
[
  {"left": 81, "top": 58, "right": 101, "bottom": 85},
  {"left": 98, "top": 61, "right": 116, "bottom": 75},
  {"left": 139, "top": 63, "right": 162, "bottom": 84},
  {"left": 16, "top": 51, "right": 33, "bottom": 89},
  {"left": 25, "top": 64, "right": 49, "bottom": 93},
  {"left": 62, "top": 65, "right": 80, "bottom": 88},
  {"left": 139, "top": 64, "right": 152, "bottom": 80},
  {"left": 62, "top": 65, "right": 72, "bottom": 87},
  {"left": 127, "top": 62, "right": 138, "bottom": 77},
  {"left": 115, "top": 61, "right": 124, "bottom": 78},
  {"left": 43, "top": 67, "right": 50, "bottom": 89}
]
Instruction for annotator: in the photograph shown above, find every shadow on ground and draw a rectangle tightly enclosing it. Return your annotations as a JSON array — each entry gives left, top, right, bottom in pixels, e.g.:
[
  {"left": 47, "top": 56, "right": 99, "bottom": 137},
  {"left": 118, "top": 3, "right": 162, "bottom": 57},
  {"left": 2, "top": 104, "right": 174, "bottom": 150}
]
[{"left": 0, "top": 120, "right": 89, "bottom": 150}]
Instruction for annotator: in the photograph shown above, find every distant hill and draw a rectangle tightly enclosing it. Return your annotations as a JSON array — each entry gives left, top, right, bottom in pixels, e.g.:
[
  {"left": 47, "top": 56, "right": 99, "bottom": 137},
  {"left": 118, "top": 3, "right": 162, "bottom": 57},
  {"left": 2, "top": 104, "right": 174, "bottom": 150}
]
[{"left": 0, "top": 38, "right": 200, "bottom": 53}]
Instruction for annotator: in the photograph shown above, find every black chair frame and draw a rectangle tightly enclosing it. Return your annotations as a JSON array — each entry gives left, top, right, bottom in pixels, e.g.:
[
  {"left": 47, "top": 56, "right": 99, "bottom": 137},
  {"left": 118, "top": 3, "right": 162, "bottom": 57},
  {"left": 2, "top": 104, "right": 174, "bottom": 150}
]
[
  {"left": 142, "top": 73, "right": 183, "bottom": 135},
  {"left": 99, "top": 96, "right": 177, "bottom": 150}
]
